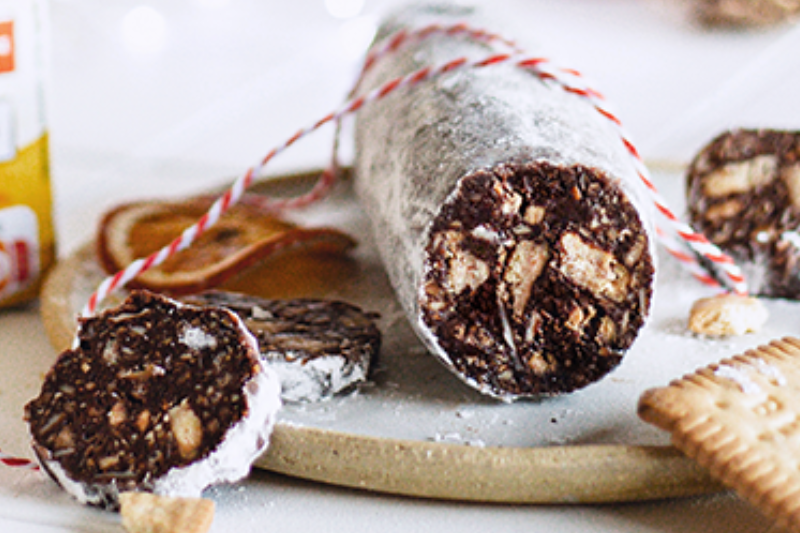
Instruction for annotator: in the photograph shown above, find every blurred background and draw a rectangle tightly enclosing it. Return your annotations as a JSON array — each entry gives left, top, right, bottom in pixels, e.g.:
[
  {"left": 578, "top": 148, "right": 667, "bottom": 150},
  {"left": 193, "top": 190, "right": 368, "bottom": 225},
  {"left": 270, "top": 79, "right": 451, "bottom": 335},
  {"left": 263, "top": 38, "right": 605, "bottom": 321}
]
[{"left": 44, "top": 0, "right": 800, "bottom": 252}]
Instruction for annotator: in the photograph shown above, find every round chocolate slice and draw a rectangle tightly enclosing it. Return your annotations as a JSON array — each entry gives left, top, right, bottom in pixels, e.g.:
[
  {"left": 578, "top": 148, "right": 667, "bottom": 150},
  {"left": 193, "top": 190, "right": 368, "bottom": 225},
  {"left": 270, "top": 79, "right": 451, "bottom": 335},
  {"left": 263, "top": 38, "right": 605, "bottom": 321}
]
[
  {"left": 25, "top": 290, "right": 281, "bottom": 509},
  {"left": 184, "top": 291, "right": 381, "bottom": 403}
]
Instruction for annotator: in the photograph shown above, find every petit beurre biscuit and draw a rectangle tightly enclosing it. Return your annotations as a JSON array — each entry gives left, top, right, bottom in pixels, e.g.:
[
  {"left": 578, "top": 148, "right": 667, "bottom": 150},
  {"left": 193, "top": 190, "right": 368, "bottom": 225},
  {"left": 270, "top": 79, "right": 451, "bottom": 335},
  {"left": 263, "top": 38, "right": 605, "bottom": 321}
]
[{"left": 638, "top": 337, "right": 800, "bottom": 532}]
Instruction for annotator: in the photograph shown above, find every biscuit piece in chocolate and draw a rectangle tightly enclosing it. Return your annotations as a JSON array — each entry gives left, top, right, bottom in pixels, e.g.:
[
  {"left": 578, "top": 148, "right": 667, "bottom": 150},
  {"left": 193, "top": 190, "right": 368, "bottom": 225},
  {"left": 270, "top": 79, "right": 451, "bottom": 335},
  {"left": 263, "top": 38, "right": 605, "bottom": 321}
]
[
  {"left": 686, "top": 129, "right": 800, "bottom": 298},
  {"left": 25, "top": 290, "right": 281, "bottom": 509},
  {"left": 184, "top": 291, "right": 380, "bottom": 403}
]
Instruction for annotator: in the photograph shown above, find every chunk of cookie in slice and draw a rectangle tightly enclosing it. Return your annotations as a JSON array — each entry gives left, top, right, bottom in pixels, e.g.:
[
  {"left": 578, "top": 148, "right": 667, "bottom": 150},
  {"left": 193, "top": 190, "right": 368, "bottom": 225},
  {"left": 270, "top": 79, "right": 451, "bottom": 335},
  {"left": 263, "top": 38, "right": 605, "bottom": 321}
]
[
  {"left": 638, "top": 337, "right": 800, "bottom": 531},
  {"left": 25, "top": 291, "right": 281, "bottom": 510},
  {"left": 184, "top": 291, "right": 380, "bottom": 403}
]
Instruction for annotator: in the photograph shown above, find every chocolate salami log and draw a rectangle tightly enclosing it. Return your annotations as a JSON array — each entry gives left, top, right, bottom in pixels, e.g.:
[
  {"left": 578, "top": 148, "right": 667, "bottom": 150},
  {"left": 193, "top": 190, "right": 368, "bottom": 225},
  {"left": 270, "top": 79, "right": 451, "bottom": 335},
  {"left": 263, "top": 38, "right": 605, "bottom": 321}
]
[
  {"left": 687, "top": 129, "right": 800, "bottom": 298},
  {"left": 353, "top": 5, "right": 655, "bottom": 399}
]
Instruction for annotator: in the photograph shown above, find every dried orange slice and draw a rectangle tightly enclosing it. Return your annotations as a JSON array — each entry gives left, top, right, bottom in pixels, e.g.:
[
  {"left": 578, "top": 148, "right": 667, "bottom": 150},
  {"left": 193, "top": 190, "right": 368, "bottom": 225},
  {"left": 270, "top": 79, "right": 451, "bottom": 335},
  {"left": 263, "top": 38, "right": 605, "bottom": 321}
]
[{"left": 97, "top": 195, "right": 356, "bottom": 295}]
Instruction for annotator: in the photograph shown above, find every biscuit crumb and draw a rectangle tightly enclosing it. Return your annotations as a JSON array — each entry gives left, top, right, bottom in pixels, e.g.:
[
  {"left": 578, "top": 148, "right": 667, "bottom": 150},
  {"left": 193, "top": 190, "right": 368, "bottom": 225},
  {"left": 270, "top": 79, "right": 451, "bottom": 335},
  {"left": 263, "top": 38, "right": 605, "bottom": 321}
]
[
  {"left": 688, "top": 293, "right": 768, "bottom": 336},
  {"left": 120, "top": 492, "right": 214, "bottom": 533}
]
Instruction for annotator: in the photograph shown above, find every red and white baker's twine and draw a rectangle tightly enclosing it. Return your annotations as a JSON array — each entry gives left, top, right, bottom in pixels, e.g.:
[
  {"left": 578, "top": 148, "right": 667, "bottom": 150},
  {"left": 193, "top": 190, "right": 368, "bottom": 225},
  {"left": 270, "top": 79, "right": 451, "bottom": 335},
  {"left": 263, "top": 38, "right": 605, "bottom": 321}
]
[
  {"left": 0, "top": 450, "right": 38, "bottom": 471},
  {"left": 81, "top": 20, "right": 747, "bottom": 318}
]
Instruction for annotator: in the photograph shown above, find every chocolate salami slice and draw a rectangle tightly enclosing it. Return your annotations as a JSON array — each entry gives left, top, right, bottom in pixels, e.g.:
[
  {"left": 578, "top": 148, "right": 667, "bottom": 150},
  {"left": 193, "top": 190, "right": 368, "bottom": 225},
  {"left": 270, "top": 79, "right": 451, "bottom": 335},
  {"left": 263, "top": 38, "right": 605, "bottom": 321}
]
[
  {"left": 353, "top": 5, "right": 655, "bottom": 399},
  {"left": 184, "top": 291, "right": 380, "bottom": 403},
  {"left": 24, "top": 291, "right": 281, "bottom": 509},
  {"left": 686, "top": 129, "right": 800, "bottom": 298}
]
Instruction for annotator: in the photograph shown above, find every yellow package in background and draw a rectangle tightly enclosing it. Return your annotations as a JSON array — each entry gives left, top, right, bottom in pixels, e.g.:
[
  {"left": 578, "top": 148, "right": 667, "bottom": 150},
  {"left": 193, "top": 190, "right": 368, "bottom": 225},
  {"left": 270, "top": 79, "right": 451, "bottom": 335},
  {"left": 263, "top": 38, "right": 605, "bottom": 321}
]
[{"left": 0, "top": 0, "right": 54, "bottom": 308}]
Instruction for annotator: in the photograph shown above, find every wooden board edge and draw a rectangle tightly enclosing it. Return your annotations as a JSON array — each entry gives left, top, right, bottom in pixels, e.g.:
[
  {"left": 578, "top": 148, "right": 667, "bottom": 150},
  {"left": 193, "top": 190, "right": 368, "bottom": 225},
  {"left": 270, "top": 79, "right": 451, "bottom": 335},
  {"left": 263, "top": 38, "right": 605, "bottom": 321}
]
[
  {"left": 39, "top": 244, "right": 92, "bottom": 353},
  {"left": 38, "top": 167, "right": 724, "bottom": 504},
  {"left": 257, "top": 423, "right": 723, "bottom": 504}
]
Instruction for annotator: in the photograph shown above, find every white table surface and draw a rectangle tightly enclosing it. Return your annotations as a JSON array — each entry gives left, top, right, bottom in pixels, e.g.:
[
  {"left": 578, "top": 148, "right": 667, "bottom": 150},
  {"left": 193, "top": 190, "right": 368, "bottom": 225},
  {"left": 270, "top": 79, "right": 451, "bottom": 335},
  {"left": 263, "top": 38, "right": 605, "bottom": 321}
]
[{"left": 2, "top": 0, "right": 800, "bottom": 530}]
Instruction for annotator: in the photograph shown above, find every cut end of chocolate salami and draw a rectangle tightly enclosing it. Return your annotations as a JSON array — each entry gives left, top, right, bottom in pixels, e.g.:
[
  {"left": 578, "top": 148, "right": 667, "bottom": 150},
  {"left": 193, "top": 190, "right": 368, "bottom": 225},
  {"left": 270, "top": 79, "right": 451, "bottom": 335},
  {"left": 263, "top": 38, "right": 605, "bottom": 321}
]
[
  {"left": 24, "top": 291, "right": 281, "bottom": 510},
  {"left": 686, "top": 129, "right": 800, "bottom": 298},
  {"left": 420, "top": 161, "right": 654, "bottom": 397}
]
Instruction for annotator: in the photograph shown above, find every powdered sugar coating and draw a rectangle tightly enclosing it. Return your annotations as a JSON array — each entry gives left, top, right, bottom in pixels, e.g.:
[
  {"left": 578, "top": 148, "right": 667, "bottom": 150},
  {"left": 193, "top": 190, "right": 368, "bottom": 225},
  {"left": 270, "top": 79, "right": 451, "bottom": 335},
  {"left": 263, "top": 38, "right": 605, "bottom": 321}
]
[
  {"left": 149, "top": 363, "right": 281, "bottom": 497},
  {"left": 714, "top": 364, "right": 762, "bottom": 395},
  {"left": 268, "top": 352, "right": 368, "bottom": 403},
  {"left": 713, "top": 357, "right": 788, "bottom": 395}
]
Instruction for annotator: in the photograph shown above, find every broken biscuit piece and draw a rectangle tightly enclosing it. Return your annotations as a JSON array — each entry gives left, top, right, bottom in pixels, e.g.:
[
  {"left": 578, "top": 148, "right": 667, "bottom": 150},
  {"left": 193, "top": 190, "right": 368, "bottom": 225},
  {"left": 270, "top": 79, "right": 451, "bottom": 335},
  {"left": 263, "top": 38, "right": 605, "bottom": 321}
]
[
  {"left": 120, "top": 492, "right": 214, "bottom": 533},
  {"left": 688, "top": 293, "right": 768, "bottom": 336}
]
